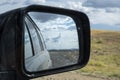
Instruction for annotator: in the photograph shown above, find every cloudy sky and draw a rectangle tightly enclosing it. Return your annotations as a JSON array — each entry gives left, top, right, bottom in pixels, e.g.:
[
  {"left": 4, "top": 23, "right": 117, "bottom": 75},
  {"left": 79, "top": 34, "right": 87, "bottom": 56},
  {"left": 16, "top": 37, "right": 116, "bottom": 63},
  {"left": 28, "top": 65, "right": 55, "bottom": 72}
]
[{"left": 0, "top": 0, "right": 120, "bottom": 31}]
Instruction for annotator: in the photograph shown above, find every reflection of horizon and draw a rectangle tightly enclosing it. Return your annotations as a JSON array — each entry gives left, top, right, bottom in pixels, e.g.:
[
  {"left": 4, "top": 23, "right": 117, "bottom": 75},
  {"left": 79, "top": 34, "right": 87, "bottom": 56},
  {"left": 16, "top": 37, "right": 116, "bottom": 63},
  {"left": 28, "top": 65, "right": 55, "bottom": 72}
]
[{"left": 48, "top": 49, "right": 79, "bottom": 51}]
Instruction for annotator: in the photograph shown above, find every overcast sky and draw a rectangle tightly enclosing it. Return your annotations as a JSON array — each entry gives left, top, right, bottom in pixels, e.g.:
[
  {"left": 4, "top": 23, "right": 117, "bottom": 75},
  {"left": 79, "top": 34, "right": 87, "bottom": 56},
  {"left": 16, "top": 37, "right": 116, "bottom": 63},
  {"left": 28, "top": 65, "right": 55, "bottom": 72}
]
[{"left": 0, "top": 0, "right": 120, "bottom": 31}]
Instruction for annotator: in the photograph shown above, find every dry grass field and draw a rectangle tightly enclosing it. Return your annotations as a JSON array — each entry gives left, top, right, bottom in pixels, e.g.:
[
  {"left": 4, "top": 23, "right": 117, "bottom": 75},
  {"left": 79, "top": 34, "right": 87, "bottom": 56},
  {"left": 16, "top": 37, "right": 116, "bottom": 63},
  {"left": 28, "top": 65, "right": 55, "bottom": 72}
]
[{"left": 80, "top": 30, "right": 120, "bottom": 79}]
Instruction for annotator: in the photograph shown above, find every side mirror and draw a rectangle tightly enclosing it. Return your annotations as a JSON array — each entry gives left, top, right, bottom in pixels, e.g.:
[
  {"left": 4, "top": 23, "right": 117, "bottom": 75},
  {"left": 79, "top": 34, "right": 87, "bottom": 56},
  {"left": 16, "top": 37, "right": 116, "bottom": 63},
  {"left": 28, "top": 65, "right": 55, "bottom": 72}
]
[
  {"left": 0, "top": 5, "right": 90, "bottom": 79},
  {"left": 24, "top": 12, "right": 79, "bottom": 72}
]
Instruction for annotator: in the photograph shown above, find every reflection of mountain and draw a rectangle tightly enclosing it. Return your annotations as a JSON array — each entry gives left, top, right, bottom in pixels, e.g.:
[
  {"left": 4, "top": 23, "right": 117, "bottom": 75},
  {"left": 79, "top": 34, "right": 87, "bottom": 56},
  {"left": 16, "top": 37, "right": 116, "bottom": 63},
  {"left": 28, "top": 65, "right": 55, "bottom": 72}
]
[
  {"left": 67, "top": 26, "right": 76, "bottom": 31},
  {"left": 52, "top": 33, "right": 61, "bottom": 42}
]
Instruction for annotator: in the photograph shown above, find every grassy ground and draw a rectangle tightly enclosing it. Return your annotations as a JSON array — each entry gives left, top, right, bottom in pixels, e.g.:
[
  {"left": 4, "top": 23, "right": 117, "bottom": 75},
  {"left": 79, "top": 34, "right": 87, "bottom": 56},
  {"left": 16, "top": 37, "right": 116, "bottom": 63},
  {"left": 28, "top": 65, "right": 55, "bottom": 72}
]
[{"left": 79, "top": 30, "right": 120, "bottom": 79}]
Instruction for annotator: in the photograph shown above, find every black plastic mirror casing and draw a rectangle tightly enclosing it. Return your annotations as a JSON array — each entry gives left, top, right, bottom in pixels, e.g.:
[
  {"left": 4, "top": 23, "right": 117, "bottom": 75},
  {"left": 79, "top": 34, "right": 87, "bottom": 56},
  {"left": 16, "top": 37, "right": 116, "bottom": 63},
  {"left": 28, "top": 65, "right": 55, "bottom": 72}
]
[{"left": 8, "top": 5, "right": 90, "bottom": 79}]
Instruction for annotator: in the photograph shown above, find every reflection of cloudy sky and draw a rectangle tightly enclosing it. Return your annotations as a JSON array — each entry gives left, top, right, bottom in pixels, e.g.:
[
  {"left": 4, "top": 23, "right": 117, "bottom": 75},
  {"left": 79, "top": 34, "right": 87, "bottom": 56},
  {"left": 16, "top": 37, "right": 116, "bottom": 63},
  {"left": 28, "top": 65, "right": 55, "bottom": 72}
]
[
  {"left": 29, "top": 12, "right": 75, "bottom": 29},
  {"left": 0, "top": 0, "right": 120, "bottom": 31},
  {"left": 29, "top": 12, "right": 78, "bottom": 50}
]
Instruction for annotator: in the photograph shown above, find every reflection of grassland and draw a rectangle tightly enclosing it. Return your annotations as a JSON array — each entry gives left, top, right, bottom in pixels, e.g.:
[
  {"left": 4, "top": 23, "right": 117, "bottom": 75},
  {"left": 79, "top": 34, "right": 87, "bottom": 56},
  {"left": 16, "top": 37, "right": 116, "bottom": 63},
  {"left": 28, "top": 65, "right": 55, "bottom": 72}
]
[{"left": 79, "top": 30, "right": 120, "bottom": 79}]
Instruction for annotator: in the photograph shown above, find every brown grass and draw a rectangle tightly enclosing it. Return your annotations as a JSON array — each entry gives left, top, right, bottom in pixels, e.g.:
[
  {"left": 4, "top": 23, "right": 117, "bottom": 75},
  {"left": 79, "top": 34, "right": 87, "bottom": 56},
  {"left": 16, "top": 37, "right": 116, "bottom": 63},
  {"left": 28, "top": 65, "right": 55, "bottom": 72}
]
[{"left": 80, "top": 30, "right": 120, "bottom": 79}]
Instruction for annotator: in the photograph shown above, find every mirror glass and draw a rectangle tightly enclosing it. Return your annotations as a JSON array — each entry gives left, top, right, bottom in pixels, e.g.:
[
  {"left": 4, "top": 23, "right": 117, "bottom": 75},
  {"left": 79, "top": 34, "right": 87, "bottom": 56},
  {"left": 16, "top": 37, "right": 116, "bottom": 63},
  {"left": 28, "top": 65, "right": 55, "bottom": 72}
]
[{"left": 24, "top": 12, "right": 80, "bottom": 72}]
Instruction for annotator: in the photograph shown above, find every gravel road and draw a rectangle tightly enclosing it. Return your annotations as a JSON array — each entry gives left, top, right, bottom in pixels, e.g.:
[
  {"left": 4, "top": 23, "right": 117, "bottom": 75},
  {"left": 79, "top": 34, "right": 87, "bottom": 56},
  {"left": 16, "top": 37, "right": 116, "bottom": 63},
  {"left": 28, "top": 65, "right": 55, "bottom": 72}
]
[{"left": 31, "top": 71, "right": 119, "bottom": 80}]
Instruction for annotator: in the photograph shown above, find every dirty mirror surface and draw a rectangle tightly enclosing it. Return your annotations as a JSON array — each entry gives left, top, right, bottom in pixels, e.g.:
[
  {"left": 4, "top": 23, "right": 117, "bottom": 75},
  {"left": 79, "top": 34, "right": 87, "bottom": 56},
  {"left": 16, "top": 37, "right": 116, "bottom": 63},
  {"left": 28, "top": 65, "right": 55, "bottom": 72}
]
[{"left": 24, "top": 12, "right": 80, "bottom": 72}]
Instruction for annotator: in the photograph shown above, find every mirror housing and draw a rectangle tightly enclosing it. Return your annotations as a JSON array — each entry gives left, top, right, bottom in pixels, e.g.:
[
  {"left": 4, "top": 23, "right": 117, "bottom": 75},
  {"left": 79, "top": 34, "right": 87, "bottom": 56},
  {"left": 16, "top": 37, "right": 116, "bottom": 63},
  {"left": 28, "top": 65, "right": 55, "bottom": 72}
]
[{"left": 0, "top": 5, "right": 90, "bottom": 79}]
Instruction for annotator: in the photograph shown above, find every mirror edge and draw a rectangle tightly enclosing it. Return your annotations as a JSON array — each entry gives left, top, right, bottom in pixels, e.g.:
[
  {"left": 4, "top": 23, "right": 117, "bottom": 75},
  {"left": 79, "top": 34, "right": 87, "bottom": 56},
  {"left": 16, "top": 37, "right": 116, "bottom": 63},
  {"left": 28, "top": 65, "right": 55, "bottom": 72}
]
[{"left": 17, "top": 5, "right": 90, "bottom": 79}]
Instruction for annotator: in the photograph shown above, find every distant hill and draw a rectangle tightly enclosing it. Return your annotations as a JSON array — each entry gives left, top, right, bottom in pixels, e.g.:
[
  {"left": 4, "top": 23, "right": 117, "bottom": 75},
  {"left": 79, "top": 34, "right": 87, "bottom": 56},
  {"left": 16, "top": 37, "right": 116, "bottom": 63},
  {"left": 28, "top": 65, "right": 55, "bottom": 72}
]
[{"left": 91, "top": 24, "right": 120, "bottom": 31}]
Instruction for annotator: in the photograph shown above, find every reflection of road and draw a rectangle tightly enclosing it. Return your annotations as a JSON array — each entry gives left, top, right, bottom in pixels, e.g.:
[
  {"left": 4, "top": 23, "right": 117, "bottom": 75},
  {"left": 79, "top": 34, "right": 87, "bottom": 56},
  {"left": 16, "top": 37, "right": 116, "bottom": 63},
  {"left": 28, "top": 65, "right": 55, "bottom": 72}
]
[
  {"left": 49, "top": 50, "right": 79, "bottom": 68},
  {"left": 50, "top": 52, "right": 71, "bottom": 68}
]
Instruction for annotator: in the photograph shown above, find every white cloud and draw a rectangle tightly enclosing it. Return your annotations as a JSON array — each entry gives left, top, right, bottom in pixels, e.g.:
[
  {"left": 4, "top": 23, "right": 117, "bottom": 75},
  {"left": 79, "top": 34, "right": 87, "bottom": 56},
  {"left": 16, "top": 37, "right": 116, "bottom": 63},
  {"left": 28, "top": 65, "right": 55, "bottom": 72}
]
[
  {"left": 0, "top": 0, "right": 13, "bottom": 4},
  {"left": 31, "top": 0, "right": 46, "bottom": 3},
  {"left": 105, "top": 8, "right": 120, "bottom": 13},
  {"left": 88, "top": 10, "right": 120, "bottom": 26},
  {"left": 24, "top": 0, "right": 46, "bottom": 5},
  {"left": 0, "top": 0, "right": 24, "bottom": 5},
  {"left": 58, "top": 1, "right": 120, "bottom": 27},
  {"left": 0, "top": 0, "right": 26, "bottom": 13},
  {"left": 82, "top": 0, "right": 120, "bottom": 8}
]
